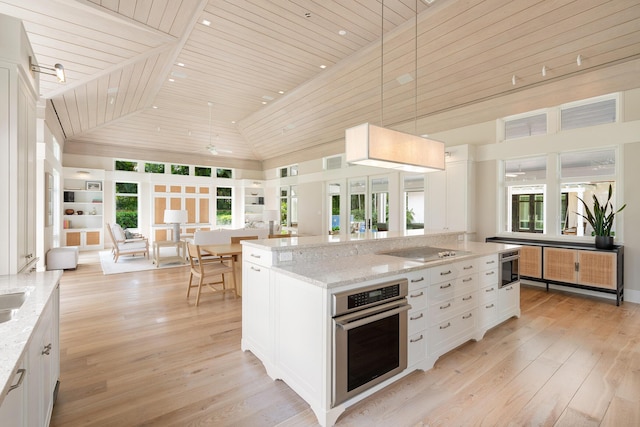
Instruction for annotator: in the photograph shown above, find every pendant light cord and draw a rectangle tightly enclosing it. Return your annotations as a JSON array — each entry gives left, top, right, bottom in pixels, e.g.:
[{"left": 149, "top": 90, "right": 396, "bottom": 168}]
[
  {"left": 380, "top": 1, "right": 384, "bottom": 127},
  {"left": 415, "top": 0, "right": 418, "bottom": 135}
]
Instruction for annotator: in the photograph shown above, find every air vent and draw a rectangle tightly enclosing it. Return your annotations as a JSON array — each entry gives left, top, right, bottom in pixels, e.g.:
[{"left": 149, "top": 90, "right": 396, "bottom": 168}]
[
  {"left": 325, "top": 156, "right": 342, "bottom": 170},
  {"left": 504, "top": 113, "right": 547, "bottom": 140},
  {"left": 561, "top": 98, "right": 616, "bottom": 131}
]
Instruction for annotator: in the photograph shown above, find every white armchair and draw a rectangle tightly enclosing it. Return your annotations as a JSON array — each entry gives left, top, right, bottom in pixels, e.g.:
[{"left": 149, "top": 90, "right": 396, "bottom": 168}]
[{"left": 106, "top": 223, "right": 149, "bottom": 263}]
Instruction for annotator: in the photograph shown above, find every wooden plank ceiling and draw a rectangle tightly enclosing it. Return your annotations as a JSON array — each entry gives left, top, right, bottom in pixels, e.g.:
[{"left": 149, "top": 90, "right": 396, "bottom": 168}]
[{"left": 1, "top": 0, "right": 639, "bottom": 166}]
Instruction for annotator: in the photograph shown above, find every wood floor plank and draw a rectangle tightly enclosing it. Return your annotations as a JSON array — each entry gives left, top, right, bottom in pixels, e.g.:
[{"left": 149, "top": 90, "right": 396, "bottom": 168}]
[{"left": 49, "top": 252, "right": 640, "bottom": 426}]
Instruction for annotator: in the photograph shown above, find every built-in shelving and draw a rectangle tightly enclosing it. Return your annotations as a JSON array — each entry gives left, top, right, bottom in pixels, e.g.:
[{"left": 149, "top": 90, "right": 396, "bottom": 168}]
[
  {"left": 243, "top": 180, "right": 265, "bottom": 226},
  {"left": 62, "top": 168, "right": 105, "bottom": 250}
]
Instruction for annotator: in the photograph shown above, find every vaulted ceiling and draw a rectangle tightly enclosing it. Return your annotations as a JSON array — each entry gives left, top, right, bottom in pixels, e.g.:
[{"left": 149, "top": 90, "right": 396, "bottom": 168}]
[{"left": 2, "top": 0, "right": 639, "bottom": 169}]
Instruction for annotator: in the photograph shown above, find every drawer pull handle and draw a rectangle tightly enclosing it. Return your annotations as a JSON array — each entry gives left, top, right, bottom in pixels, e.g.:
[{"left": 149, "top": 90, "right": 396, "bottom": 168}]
[
  {"left": 250, "top": 254, "right": 261, "bottom": 259},
  {"left": 463, "top": 265, "right": 473, "bottom": 270},
  {"left": 411, "top": 277, "right": 425, "bottom": 283},
  {"left": 485, "top": 287, "right": 495, "bottom": 292},
  {"left": 486, "top": 303, "right": 495, "bottom": 308},
  {"left": 485, "top": 271, "right": 495, "bottom": 275},
  {"left": 505, "top": 286, "right": 513, "bottom": 291},
  {"left": 463, "top": 278, "right": 473, "bottom": 283},
  {"left": 8, "top": 369, "right": 26, "bottom": 393},
  {"left": 410, "top": 334, "right": 424, "bottom": 343},
  {"left": 410, "top": 313, "right": 424, "bottom": 321},
  {"left": 440, "top": 303, "right": 451, "bottom": 310},
  {"left": 462, "top": 296, "right": 472, "bottom": 301},
  {"left": 439, "top": 283, "right": 452, "bottom": 289},
  {"left": 440, "top": 270, "right": 452, "bottom": 276},
  {"left": 250, "top": 266, "right": 261, "bottom": 272},
  {"left": 462, "top": 313, "right": 473, "bottom": 319},
  {"left": 410, "top": 291, "right": 424, "bottom": 298},
  {"left": 42, "top": 343, "right": 52, "bottom": 356},
  {"left": 486, "top": 260, "right": 495, "bottom": 264},
  {"left": 439, "top": 322, "right": 451, "bottom": 330}
]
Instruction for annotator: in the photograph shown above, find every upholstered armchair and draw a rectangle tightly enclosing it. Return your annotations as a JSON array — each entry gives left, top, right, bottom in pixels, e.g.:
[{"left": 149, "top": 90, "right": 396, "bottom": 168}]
[{"left": 106, "top": 223, "right": 149, "bottom": 263}]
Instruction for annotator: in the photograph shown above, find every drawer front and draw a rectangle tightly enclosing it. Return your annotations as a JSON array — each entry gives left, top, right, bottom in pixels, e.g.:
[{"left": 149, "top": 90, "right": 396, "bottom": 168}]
[
  {"left": 407, "top": 287, "right": 427, "bottom": 312},
  {"left": 479, "top": 283, "right": 498, "bottom": 304},
  {"left": 458, "top": 259, "right": 477, "bottom": 276},
  {"left": 407, "top": 269, "right": 428, "bottom": 290},
  {"left": 479, "top": 301, "right": 498, "bottom": 328},
  {"left": 428, "top": 279, "right": 456, "bottom": 301},
  {"left": 478, "top": 254, "right": 499, "bottom": 272},
  {"left": 429, "top": 309, "right": 476, "bottom": 353},
  {"left": 479, "top": 268, "right": 498, "bottom": 287},
  {"left": 455, "top": 274, "right": 477, "bottom": 295},
  {"left": 430, "top": 263, "right": 459, "bottom": 283},
  {"left": 429, "top": 296, "right": 456, "bottom": 323},
  {"left": 458, "top": 290, "right": 477, "bottom": 313},
  {"left": 243, "top": 247, "right": 273, "bottom": 267},
  {"left": 408, "top": 331, "right": 426, "bottom": 366},
  {"left": 408, "top": 308, "right": 427, "bottom": 336}
]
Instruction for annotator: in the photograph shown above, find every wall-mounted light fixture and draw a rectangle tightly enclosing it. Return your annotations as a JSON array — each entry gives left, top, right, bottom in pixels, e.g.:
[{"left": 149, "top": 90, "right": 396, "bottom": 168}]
[{"left": 29, "top": 56, "right": 66, "bottom": 83}]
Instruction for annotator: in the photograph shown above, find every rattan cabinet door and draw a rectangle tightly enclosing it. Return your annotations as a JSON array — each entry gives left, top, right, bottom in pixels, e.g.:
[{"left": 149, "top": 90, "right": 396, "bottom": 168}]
[
  {"left": 543, "top": 247, "right": 578, "bottom": 283},
  {"left": 578, "top": 251, "right": 617, "bottom": 289},
  {"left": 520, "top": 245, "right": 542, "bottom": 279}
]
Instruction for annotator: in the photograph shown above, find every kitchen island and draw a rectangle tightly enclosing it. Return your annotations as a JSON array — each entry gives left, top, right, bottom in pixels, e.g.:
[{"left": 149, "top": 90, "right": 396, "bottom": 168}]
[{"left": 241, "top": 231, "right": 520, "bottom": 427}]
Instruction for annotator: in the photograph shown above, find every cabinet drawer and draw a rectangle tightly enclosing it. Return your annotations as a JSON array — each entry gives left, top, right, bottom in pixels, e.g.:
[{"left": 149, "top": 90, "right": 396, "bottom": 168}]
[
  {"left": 479, "top": 283, "right": 498, "bottom": 304},
  {"left": 479, "top": 301, "right": 498, "bottom": 328},
  {"left": 408, "top": 331, "right": 426, "bottom": 366},
  {"left": 408, "top": 308, "right": 427, "bottom": 336},
  {"left": 429, "top": 309, "right": 476, "bottom": 354},
  {"left": 243, "top": 247, "right": 273, "bottom": 267},
  {"left": 478, "top": 254, "right": 499, "bottom": 272},
  {"left": 455, "top": 274, "right": 477, "bottom": 294},
  {"left": 479, "top": 268, "right": 498, "bottom": 287},
  {"left": 407, "top": 287, "right": 427, "bottom": 312},
  {"left": 430, "top": 263, "right": 459, "bottom": 283},
  {"left": 458, "top": 259, "right": 477, "bottom": 275},
  {"left": 429, "top": 291, "right": 476, "bottom": 323},
  {"left": 407, "top": 270, "right": 428, "bottom": 289},
  {"left": 428, "top": 279, "right": 456, "bottom": 301}
]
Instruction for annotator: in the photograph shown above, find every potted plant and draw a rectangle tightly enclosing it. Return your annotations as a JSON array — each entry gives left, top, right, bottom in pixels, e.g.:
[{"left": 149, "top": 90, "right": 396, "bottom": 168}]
[{"left": 576, "top": 184, "right": 626, "bottom": 249}]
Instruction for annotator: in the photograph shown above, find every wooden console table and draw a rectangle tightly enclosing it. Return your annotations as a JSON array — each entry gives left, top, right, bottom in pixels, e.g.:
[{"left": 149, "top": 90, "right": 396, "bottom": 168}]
[{"left": 486, "top": 237, "right": 624, "bottom": 306}]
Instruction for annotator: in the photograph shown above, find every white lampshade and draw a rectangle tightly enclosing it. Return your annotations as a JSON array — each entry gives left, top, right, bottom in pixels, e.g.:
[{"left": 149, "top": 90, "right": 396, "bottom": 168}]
[
  {"left": 263, "top": 210, "right": 279, "bottom": 222},
  {"left": 164, "top": 209, "right": 188, "bottom": 224},
  {"left": 345, "top": 123, "right": 445, "bottom": 173}
]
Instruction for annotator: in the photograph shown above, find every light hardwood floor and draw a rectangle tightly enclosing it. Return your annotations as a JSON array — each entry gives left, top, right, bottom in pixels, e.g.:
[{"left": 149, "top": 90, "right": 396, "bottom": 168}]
[{"left": 50, "top": 252, "right": 640, "bottom": 426}]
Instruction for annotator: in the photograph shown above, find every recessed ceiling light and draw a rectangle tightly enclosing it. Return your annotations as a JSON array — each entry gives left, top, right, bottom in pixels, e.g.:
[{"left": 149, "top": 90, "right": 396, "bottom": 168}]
[
  {"left": 278, "top": 90, "right": 285, "bottom": 94},
  {"left": 320, "top": 64, "right": 327, "bottom": 69},
  {"left": 262, "top": 101, "right": 267, "bottom": 105},
  {"left": 168, "top": 78, "right": 175, "bottom": 82},
  {"left": 338, "top": 30, "right": 347, "bottom": 36},
  {"left": 231, "top": 121, "right": 236, "bottom": 124},
  {"left": 262, "top": 95, "right": 274, "bottom": 101},
  {"left": 107, "top": 87, "right": 118, "bottom": 94},
  {"left": 202, "top": 19, "right": 211, "bottom": 26},
  {"left": 152, "top": 105, "right": 158, "bottom": 109},
  {"left": 177, "top": 62, "right": 185, "bottom": 67},
  {"left": 396, "top": 73, "right": 414, "bottom": 85}
]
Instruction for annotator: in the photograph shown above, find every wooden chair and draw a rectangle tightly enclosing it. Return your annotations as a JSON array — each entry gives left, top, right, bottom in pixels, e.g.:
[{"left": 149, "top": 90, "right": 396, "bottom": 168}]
[{"left": 186, "top": 243, "right": 237, "bottom": 306}]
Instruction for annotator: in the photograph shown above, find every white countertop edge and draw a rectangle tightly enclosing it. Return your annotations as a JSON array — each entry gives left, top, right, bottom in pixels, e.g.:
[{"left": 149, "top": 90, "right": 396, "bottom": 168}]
[
  {"left": 0, "top": 270, "right": 63, "bottom": 407},
  {"left": 272, "top": 242, "right": 520, "bottom": 289}
]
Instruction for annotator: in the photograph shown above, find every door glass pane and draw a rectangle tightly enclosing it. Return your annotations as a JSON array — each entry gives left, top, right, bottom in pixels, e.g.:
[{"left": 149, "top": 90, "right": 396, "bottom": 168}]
[
  {"left": 370, "top": 177, "right": 388, "bottom": 231},
  {"left": 404, "top": 175, "right": 424, "bottom": 230},
  {"left": 349, "top": 178, "right": 366, "bottom": 233},
  {"left": 329, "top": 183, "right": 341, "bottom": 233}
]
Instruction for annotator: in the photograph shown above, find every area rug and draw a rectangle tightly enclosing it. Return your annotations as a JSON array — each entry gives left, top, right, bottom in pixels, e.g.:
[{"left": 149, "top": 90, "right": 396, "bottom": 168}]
[{"left": 99, "top": 250, "right": 188, "bottom": 275}]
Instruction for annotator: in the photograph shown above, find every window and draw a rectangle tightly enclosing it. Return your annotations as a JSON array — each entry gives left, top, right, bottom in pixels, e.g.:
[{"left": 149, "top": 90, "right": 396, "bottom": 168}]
[
  {"left": 171, "top": 164, "right": 189, "bottom": 175},
  {"left": 504, "top": 113, "right": 547, "bottom": 140},
  {"left": 215, "top": 187, "right": 232, "bottom": 226},
  {"left": 561, "top": 96, "right": 616, "bottom": 131},
  {"left": 280, "top": 167, "right": 288, "bottom": 178},
  {"left": 328, "top": 183, "right": 341, "bottom": 233},
  {"left": 280, "top": 186, "right": 298, "bottom": 228},
  {"left": 280, "top": 187, "right": 288, "bottom": 227},
  {"left": 115, "top": 182, "right": 139, "bottom": 229},
  {"left": 195, "top": 167, "right": 211, "bottom": 177},
  {"left": 115, "top": 160, "right": 138, "bottom": 172},
  {"left": 216, "top": 168, "right": 232, "bottom": 179},
  {"left": 560, "top": 149, "right": 617, "bottom": 236},
  {"left": 504, "top": 156, "right": 547, "bottom": 234},
  {"left": 404, "top": 175, "right": 424, "bottom": 230},
  {"left": 145, "top": 162, "right": 165, "bottom": 174}
]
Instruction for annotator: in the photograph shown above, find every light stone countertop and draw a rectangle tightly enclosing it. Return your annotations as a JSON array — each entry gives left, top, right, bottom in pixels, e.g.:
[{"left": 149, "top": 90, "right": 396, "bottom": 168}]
[
  {"left": 272, "top": 241, "right": 521, "bottom": 289},
  {"left": 0, "top": 270, "right": 62, "bottom": 407}
]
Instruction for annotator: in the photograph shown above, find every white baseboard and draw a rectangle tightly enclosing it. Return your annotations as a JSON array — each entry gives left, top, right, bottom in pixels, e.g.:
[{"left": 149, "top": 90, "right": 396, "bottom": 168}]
[{"left": 521, "top": 279, "right": 639, "bottom": 305}]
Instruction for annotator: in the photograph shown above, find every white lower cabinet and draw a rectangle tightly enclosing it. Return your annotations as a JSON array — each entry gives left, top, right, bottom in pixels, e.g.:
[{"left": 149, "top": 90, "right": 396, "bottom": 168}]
[
  {"left": 241, "top": 260, "right": 272, "bottom": 363},
  {"left": 406, "top": 269, "right": 428, "bottom": 368},
  {"left": 477, "top": 255, "right": 499, "bottom": 331},
  {"left": 498, "top": 282, "right": 521, "bottom": 323},
  {"left": 0, "top": 284, "right": 60, "bottom": 427}
]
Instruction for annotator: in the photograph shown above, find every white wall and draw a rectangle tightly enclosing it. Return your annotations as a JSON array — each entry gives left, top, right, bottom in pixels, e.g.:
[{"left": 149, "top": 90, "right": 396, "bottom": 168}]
[{"left": 623, "top": 141, "right": 640, "bottom": 301}]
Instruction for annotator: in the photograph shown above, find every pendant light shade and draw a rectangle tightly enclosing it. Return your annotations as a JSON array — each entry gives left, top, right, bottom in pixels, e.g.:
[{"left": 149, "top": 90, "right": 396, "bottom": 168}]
[{"left": 345, "top": 123, "right": 445, "bottom": 173}]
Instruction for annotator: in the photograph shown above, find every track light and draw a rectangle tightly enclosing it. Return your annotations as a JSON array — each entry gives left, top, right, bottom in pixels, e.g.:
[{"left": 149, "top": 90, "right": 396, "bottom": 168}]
[
  {"left": 29, "top": 56, "right": 66, "bottom": 83},
  {"left": 541, "top": 66, "right": 547, "bottom": 77},
  {"left": 576, "top": 54, "right": 582, "bottom": 66},
  {"left": 511, "top": 75, "right": 517, "bottom": 86}
]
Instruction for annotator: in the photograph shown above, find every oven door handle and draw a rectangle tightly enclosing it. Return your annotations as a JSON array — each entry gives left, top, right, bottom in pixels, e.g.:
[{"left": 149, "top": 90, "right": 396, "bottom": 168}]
[
  {"left": 501, "top": 255, "right": 519, "bottom": 262},
  {"left": 335, "top": 304, "right": 411, "bottom": 331}
]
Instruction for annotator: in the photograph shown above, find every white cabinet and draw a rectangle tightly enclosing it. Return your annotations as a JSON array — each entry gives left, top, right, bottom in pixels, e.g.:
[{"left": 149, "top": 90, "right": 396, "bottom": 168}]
[
  {"left": 406, "top": 269, "right": 428, "bottom": 369},
  {"left": 0, "top": 24, "right": 38, "bottom": 275},
  {"left": 63, "top": 168, "right": 104, "bottom": 250},
  {"left": 498, "top": 283, "right": 520, "bottom": 323},
  {"left": 241, "top": 250, "right": 273, "bottom": 364},
  {"left": 0, "top": 362, "right": 26, "bottom": 426},
  {"left": 477, "top": 255, "right": 499, "bottom": 332},
  {"left": 425, "top": 146, "right": 475, "bottom": 233}
]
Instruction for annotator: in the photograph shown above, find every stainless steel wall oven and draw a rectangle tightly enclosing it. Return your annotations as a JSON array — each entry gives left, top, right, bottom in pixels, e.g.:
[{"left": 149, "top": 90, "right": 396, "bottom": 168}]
[
  {"left": 499, "top": 250, "right": 520, "bottom": 288},
  {"left": 332, "top": 279, "right": 410, "bottom": 407}
]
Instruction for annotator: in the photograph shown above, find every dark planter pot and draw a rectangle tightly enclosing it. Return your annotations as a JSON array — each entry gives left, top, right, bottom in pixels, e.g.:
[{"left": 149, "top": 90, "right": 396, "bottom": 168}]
[{"left": 595, "top": 235, "right": 614, "bottom": 250}]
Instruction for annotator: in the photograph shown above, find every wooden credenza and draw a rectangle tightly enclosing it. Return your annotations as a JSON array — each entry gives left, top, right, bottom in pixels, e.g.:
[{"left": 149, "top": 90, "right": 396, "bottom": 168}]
[{"left": 486, "top": 237, "right": 624, "bottom": 305}]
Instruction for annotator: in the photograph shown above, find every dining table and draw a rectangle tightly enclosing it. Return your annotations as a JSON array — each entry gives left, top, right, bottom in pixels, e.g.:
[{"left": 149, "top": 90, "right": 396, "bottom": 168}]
[{"left": 199, "top": 243, "right": 245, "bottom": 296}]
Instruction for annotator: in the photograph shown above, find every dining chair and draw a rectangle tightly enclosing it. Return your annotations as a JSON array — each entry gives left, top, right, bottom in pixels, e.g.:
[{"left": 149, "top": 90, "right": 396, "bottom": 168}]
[{"left": 186, "top": 243, "right": 237, "bottom": 306}]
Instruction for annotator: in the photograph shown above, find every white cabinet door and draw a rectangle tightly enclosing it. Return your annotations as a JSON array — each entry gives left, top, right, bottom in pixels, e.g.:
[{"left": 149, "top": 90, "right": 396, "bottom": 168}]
[
  {"left": 0, "top": 362, "right": 26, "bottom": 427},
  {"left": 425, "top": 160, "right": 473, "bottom": 232},
  {"left": 498, "top": 283, "right": 520, "bottom": 322},
  {"left": 241, "top": 262, "right": 272, "bottom": 360}
]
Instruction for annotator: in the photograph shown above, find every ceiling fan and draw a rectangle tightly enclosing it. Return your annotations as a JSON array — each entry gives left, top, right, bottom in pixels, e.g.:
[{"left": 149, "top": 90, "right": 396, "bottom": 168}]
[{"left": 204, "top": 101, "right": 232, "bottom": 156}]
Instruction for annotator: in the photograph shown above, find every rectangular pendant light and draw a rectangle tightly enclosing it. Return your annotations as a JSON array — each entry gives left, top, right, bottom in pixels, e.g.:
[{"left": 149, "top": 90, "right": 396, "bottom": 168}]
[{"left": 345, "top": 123, "right": 445, "bottom": 173}]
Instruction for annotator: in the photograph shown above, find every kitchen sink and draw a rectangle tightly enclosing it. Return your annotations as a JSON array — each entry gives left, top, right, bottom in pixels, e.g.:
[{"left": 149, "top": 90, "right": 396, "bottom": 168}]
[
  {"left": 379, "top": 246, "right": 470, "bottom": 263},
  {"left": 0, "top": 292, "right": 28, "bottom": 310},
  {"left": 0, "top": 291, "right": 28, "bottom": 323}
]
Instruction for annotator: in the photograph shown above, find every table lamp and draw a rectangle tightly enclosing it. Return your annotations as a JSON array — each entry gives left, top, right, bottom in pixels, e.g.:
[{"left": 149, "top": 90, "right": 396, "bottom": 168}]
[
  {"left": 263, "top": 209, "right": 279, "bottom": 236},
  {"left": 164, "top": 209, "right": 188, "bottom": 242}
]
